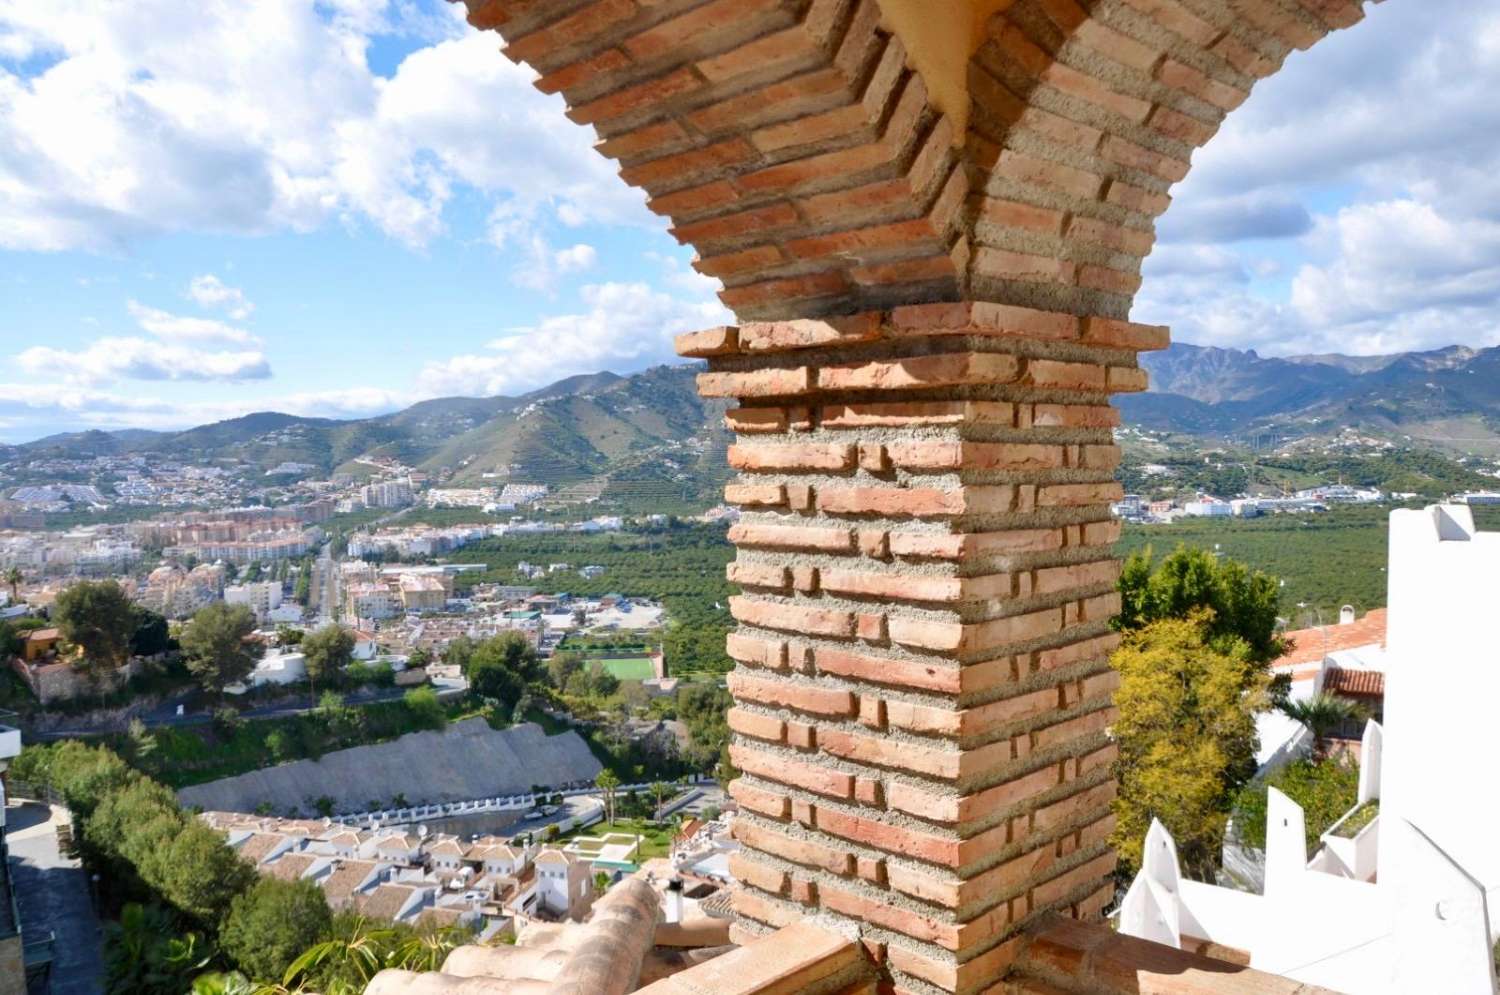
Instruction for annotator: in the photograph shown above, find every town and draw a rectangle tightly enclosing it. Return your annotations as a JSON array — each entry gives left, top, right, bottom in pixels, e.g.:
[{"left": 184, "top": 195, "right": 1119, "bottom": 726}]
[{"left": 3, "top": 1, "right": 1498, "bottom": 995}]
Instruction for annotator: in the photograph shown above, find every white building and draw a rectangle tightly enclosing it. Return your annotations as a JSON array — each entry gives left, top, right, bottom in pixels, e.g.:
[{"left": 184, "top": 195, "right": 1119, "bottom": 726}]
[
  {"left": 1120, "top": 505, "right": 1500, "bottom": 994},
  {"left": 237, "top": 650, "right": 306, "bottom": 689},
  {"left": 360, "top": 479, "right": 414, "bottom": 509},
  {"left": 347, "top": 583, "right": 399, "bottom": 621},
  {"left": 534, "top": 848, "right": 591, "bottom": 920},
  {"left": 1183, "top": 498, "right": 1233, "bottom": 517},
  {"left": 225, "top": 580, "right": 283, "bottom": 620}
]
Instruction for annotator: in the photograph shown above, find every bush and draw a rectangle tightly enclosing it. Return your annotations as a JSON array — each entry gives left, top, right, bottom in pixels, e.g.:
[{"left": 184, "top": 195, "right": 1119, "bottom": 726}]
[
  {"left": 403, "top": 687, "right": 445, "bottom": 731},
  {"left": 1231, "top": 756, "right": 1359, "bottom": 852},
  {"left": 265, "top": 729, "right": 294, "bottom": 763},
  {"left": 219, "top": 878, "right": 332, "bottom": 982}
]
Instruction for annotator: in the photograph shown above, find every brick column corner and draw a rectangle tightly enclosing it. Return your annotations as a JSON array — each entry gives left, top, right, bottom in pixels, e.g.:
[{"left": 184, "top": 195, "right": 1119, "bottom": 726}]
[{"left": 678, "top": 301, "right": 1167, "bottom": 995}]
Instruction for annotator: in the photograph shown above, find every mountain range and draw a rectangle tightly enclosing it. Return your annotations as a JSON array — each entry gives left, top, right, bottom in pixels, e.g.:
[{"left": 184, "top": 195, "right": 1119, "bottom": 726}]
[
  {"left": 1125, "top": 342, "right": 1500, "bottom": 447},
  {"left": 6, "top": 340, "right": 1500, "bottom": 506},
  {"left": 4, "top": 366, "right": 733, "bottom": 514}
]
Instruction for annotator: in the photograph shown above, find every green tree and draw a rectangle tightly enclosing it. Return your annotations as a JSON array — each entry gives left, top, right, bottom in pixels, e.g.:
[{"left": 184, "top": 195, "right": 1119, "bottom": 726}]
[
  {"left": 1279, "top": 692, "right": 1366, "bottom": 759},
  {"left": 587, "top": 661, "right": 620, "bottom": 698},
  {"left": 443, "top": 635, "right": 476, "bottom": 672},
  {"left": 3, "top": 566, "right": 20, "bottom": 603},
  {"left": 157, "top": 820, "right": 256, "bottom": 926},
  {"left": 649, "top": 780, "right": 671, "bottom": 819},
  {"left": 265, "top": 728, "right": 294, "bottom": 763},
  {"left": 55, "top": 579, "right": 135, "bottom": 674},
  {"left": 1110, "top": 613, "right": 1271, "bottom": 880},
  {"left": 403, "top": 687, "right": 445, "bottom": 730},
  {"left": 407, "top": 647, "right": 431, "bottom": 669},
  {"left": 293, "top": 564, "right": 311, "bottom": 606},
  {"left": 595, "top": 769, "right": 620, "bottom": 825},
  {"left": 219, "top": 878, "right": 333, "bottom": 982},
  {"left": 302, "top": 625, "right": 354, "bottom": 697},
  {"left": 129, "top": 605, "right": 172, "bottom": 658},
  {"left": 547, "top": 651, "right": 584, "bottom": 690},
  {"left": 464, "top": 633, "right": 541, "bottom": 710},
  {"left": 180, "top": 602, "right": 258, "bottom": 695},
  {"left": 1117, "top": 545, "right": 1286, "bottom": 663},
  {"left": 0, "top": 620, "right": 21, "bottom": 659},
  {"left": 104, "top": 902, "right": 213, "bottom": 995}
]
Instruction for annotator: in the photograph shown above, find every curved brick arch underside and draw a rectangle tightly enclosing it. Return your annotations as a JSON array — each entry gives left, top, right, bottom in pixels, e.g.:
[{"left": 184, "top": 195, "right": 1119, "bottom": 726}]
[
  {"left": 453, "top": 3, "right": 1381, "bottom": 994},
  {"left": 461, "top": 0, "right": 1373, "bottom": 322}
]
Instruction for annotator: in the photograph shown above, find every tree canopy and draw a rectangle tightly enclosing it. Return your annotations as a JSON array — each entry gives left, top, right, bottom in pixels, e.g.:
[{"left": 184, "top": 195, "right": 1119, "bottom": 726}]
[
  {"left": 1110, "top": 612, "right": 1271, "bottom": 879},
  {"left": 129, "top": 605, "right": 172, "bottom": 658},
  {"left": 218, "top": 878, "right": 332, "bottom": 983},
  {"left": 464, "top": 632, "right": 542, "bottom": 710},
  {"left": 1117, "top": 544, "right": 1285, "bottom": 663},
  {"left": 55, "top": 579, "right": 136, "bottom": 672},
  {"left": 179, "top": 602, "right": 259, "bottom": 694},
  {"left": 302, "top": 625, "right": 355, "bottom": 693}
]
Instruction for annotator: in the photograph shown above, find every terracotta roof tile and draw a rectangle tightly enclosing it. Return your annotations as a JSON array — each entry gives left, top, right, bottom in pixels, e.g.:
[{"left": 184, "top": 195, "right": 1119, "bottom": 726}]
[
  {"left": 236, "top": 832, "right": 290, "bottom": 866},
  {"left": 1325, "top": 667, "right": 1384, "bottom": 697},
  {"left": 356, "top": 883, "right": 422, "bottom": 922},
  {"left": 1273, "top": 608, "right": 1387, "bottom": 669},
  {"left": 263, "top": 853, "right": 318, "bottom": 881}
]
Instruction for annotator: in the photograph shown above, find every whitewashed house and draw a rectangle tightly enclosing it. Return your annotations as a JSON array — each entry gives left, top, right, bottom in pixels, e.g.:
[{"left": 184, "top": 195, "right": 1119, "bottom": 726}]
[{"left": 1120, "top": 505, "right": 1500, "bottom": 994}]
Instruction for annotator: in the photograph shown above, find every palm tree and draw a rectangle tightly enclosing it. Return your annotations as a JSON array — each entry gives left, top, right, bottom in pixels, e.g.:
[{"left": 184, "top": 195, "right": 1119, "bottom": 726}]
[
  {"left": 281, "top": 916, "right": 399, "bottom": 994},
  {"left": 595, "top": 769, "right": 620, "bottom": 826},
  {"left": 649, "top": 780, "right": 670, "bottom": 821},
  {"left": 3, "top": 567, "right": 20, "bottom": 603},
  {"left": 1280, "top": 692, "right": 1366, "bottom": 759}
]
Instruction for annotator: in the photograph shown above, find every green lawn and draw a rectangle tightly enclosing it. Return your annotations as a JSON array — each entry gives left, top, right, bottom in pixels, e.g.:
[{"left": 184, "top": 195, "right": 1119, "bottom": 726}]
[
  {"left": 559, "top": 817, "right": 673, "bottom": 860},
  {"left": 596, "top": 657, "right": 656, "bottom": 680}
]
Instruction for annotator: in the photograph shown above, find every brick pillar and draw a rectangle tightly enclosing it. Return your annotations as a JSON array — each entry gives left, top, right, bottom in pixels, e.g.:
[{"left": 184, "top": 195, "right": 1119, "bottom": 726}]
[{"left": 677, "top": 301, "right": 1166, "bottom": 995}]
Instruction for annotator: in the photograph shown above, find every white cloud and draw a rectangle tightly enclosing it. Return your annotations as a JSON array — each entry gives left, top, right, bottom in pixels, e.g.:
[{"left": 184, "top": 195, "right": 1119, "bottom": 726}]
[
  {"left": 8, "top": 297, "right": 269, "bottom": 386},
  {"left": 1138, "top": 0, "right": 1500, "bottom": 357},
  {"left": 554, "top": 243, "right": 596, "bottom": 273},
  {"left": 14, "top": 338, "right": 272, "bottom": 386},
  {"left": 0, "top": 1, "right": 651, "bottom": 252},
  {"left": 417, "top": 282, "right": 732, "bottom": 397},
  {"left": 0, "top": 382, "right": 410, "bottom": 436},
  {"left": 127, "top": 300, "right": 258, "bottom": 346},
  {"left": 511, "top": 239, "right": 601, "bottom": 291},
  {"left": 186, "top": 274, "right": 253, "bottom": 319}
]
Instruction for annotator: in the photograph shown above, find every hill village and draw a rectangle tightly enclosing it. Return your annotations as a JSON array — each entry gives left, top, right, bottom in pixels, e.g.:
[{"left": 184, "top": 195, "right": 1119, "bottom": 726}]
[
  {"left": 4, "top": 1, "right": 1500, "bottom": 994},
  {"left": 2, "top": 426, "right": 1498, "bottom": 989}
]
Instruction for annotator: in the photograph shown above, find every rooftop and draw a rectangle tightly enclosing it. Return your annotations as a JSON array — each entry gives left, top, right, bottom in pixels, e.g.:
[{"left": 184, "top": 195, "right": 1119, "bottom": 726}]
[{"left": 1273, "top": 608, "right": 1387, "bottom": 671}]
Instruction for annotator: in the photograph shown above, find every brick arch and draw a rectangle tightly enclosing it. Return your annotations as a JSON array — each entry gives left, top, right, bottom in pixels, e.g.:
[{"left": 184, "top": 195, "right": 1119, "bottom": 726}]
[
  {"left": 450, "top": 3, "right": 1386, "bottom": 994},
  {"left": 458, "top": 0, "right": 1374, "bottom": 325},
  {"left": 460, "top": 0, "right": 972, "bottom": 319},
  {"left": 963, "top": 0, "right": 1375, "bottom": 318}
]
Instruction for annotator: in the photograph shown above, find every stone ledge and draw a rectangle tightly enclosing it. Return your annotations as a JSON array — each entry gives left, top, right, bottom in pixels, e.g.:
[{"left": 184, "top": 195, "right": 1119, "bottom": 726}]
[{"left": 676, "top": 305, "right": 1168, "bottom": 358}]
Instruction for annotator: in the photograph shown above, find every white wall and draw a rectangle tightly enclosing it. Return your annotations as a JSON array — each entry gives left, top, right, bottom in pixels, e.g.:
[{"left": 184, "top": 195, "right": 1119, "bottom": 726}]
[{"left": 1383, "top": 506, "right": 1500, "bottom": 904}]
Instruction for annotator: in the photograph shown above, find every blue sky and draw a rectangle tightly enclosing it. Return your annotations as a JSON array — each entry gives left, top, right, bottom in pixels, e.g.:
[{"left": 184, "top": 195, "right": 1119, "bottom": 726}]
[{"left": 2, "top": 0, "right": 1499, "bottom": 443}]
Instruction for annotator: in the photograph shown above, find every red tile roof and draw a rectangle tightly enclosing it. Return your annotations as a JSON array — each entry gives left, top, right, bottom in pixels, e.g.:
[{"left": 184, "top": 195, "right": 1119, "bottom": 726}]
[
  {"left": 1273, "top": 608, "right": 1387, "bottom": 670},
  {"left": 1325, "top": 667, "right": 1385, "bottom": 697}
]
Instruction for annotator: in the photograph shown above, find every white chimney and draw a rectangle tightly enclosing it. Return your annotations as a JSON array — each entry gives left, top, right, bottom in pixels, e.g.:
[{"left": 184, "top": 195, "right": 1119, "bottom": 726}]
[
  {"left": 666, "top": 877, "right": 684, "bottom": 924},
  {"left": 1340, "top": 605, "right": 1356, "bottom": 625}
]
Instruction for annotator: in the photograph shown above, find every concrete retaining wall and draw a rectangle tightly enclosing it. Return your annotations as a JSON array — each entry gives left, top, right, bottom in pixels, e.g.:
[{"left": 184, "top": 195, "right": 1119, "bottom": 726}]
[{"left": 177, "top": 719, "right": 602, "bottom": 816}]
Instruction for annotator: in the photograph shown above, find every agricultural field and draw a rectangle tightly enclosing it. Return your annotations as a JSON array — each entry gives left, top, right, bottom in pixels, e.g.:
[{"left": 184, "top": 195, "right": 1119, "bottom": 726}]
[{"left": 1121, "top": 504, "right": 1500, "bottom": 626}]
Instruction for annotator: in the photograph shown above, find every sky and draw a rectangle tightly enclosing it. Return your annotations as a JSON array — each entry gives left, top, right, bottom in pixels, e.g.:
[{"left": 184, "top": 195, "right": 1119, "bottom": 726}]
[{"left": 1, "top": 0, "right": 1498, "bottom": 443}]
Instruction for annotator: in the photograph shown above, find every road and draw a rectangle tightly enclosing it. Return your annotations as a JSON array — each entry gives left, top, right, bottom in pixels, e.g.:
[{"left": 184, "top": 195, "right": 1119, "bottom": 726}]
[{"left": 6, "top": 800, "right": 104, "bottom": 995}]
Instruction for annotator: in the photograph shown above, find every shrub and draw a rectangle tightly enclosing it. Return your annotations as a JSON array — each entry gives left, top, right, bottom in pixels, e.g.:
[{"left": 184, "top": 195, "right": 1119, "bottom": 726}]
[
  {"left": 403, "top": 687, "right": 445, "bottom": 730},
  {"left": 1231, "top": 756, "right": 1360, "bottom": 852},
  {"left": 219, "top": 878, "right": 332, "bottom": 982}
]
